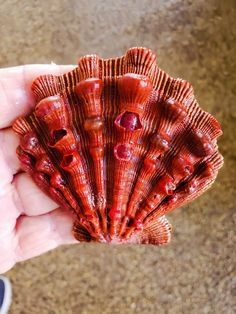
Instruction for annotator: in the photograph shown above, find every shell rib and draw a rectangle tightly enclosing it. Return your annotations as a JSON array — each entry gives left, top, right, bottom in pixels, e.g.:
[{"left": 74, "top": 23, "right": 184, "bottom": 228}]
[{"left": 13, "top": 47, "right": 223, "bottom": 245}]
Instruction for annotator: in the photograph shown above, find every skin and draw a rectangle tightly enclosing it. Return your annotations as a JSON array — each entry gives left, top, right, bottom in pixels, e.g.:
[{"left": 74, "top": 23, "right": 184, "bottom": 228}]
[{"left": 0, "top": 64, "right": 78, "bottom": 274}]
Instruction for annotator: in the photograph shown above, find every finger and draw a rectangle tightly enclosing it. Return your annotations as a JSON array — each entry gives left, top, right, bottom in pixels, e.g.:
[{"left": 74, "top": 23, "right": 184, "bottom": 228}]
[
  {"left": 0, "top": 184, "right": 21, "bottom": 223},
  {"left": 0, "top": 128, "right": 20, "bottom": 175},
  {"left": 0, "top": 133, "right": 23, "bottom": 221},
  {"left": 0, "top": 141, "right": 14, "bottom": 194},
  {"left": 0, "top": 64, "right": 76, "bottom": 128},
  {"left": 15, "top": 208, "right": 77, "bottom": 262},
  {"left": 0, "top": 208, "right": 77, "bottom": 274},
  {"left": 13, "top": 172, "right": 58, "bottom": 216},
  {"left": 0, "top": 233, "right": 15, "bottom": 274}
]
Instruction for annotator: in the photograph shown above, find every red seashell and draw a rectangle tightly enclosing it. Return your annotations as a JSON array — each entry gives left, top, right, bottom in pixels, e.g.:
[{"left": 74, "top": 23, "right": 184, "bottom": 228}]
[{"left": 13, "top": 47, "right": 223, "bottom": 245}]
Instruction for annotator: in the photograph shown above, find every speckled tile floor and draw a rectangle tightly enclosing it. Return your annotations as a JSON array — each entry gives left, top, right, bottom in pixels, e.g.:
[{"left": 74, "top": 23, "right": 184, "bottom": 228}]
[{"left": 0, "top": 0, "right": 235, "bottom": 313}]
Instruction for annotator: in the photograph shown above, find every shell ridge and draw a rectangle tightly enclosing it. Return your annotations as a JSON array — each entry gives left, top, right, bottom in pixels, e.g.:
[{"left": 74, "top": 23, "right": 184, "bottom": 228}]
[
  {"left": 32, "top": 75, "right": 62, "bottom": 102},
  {"left": 31, "top": 115, "right": 85, "bottom": 214},
  {"left": 109, "top": 73, "right": 153, "bottom": 238},
  {"left": 33, "top": 94, "right": 102, "bottom": 236},
  {"left": 75, "top": 76, "right": 107, "bottom": 235},
  {"left": 144, "top": 151, "right": 223, "bottom": 224},
  {"left": 15, "top": 117, "right": 87, "bottom": 221}
]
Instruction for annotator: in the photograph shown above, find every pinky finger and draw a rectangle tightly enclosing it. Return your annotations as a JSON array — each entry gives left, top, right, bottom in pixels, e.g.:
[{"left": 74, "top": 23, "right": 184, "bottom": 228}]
[
  {"left": 0, "top": 208, "right": 77, "bottom": 273},
  {"left": 15, "top": 208, "right": 78, "bottom": 262}
]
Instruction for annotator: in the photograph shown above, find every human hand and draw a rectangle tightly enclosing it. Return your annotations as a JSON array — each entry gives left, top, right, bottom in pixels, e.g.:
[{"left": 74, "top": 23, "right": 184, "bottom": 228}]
[{"left": 0, "top": 65, "right": 78, "bottom": 273}]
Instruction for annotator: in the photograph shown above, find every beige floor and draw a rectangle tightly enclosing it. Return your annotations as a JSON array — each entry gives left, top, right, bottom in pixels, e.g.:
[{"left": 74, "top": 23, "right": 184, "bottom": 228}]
[{"left": 1, "top": 0, "right": 235, "bottom": 313}]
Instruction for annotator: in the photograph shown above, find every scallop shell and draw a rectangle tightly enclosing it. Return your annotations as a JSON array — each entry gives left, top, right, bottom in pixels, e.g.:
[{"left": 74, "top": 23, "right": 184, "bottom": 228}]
[{"left": 13, "top": 47, "right": 223, "bottom": 245}]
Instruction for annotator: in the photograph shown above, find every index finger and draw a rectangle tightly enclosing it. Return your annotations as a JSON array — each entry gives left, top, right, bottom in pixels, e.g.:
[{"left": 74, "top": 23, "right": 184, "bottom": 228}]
[{"left": 0, "top": 64, "right": 76, "bottom": 129}]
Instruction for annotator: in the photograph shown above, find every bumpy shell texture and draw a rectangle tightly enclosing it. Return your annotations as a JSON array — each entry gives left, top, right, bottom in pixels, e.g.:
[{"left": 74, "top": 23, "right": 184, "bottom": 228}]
[{"left": 13, "top": 47, "right": 223, "bottom": 245}]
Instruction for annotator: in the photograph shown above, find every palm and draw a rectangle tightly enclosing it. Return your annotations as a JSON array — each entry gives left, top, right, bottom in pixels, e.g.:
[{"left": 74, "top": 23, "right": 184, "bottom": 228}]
[{"left": 0, "top": 65, "right": 77, "bottom": 273}]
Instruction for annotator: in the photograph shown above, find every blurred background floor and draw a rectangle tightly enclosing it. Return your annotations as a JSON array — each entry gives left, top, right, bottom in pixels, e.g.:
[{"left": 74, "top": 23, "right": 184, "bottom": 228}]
[{"left": 1, "top": 0, "right": 236, "bottom": 313}]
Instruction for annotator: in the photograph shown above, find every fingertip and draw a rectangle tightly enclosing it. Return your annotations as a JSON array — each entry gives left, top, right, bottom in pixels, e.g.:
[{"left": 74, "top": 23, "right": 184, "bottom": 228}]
[
  {"left": 13, "top": 172, "right": 58, "bottom": 216},
  {"left": 0, "top": 127, "right": 20, "bottom": 175}
]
